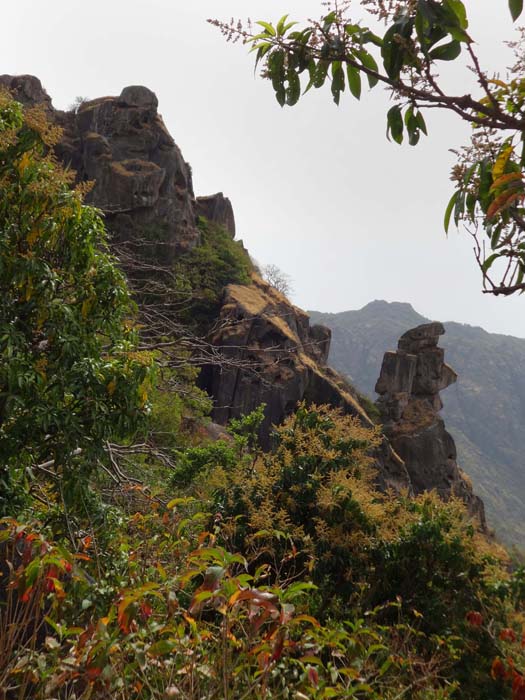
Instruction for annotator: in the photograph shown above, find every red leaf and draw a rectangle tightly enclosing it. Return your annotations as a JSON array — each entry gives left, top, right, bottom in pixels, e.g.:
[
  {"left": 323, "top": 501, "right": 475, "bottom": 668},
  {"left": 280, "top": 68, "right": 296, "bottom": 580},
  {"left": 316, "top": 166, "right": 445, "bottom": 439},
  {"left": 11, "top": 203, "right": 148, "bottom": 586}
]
[
  {"left": 466, "top": 610, "right": 483, "bottom": 627},
  {"left": 491, "top": 657, "right": 506, "bottom": 680},
  {"left": 270, "top": 633, "right": 285, "bottom": 662},
  {"left": 20, "top": 586, "right": 33, "bottom": 603},
  {"left": 308, "top": 666, "right": 319, "bottom": 687},
  {"left": 140, "top": 602, "right": 153, "bottom": 620},
  {"left": 513, "top": 673, "right": 525, "bottom": 700},
  {"left": 500, "top": 628, "right": 517, "bottom": 643},
  {"left": 86, "top": 666, "right": 102, "bottom": 682}
]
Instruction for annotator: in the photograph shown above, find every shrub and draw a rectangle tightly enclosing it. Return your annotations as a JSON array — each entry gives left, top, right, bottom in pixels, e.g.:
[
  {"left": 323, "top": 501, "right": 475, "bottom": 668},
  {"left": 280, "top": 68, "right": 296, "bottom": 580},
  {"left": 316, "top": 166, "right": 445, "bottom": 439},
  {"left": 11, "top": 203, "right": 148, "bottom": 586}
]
[
  {"left": 174, "top": 217, "right": 253, "bottom": 329},
  {"left": 193, "top": 403, "right": 521, "bottom": 698}
]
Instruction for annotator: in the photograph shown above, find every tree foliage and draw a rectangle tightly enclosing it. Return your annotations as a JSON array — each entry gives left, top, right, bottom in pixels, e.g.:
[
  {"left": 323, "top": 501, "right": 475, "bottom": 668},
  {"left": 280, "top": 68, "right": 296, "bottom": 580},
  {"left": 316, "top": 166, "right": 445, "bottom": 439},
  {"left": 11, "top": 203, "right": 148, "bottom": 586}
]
[
  {"left": 2, "top": 404, "right": 524, "bottom": 699},
  {"left": 0, "top": 93, "right": 153, "bottom": 512},
  {"left": 212, "top": 0, "right": 525, "bottom": 296}
]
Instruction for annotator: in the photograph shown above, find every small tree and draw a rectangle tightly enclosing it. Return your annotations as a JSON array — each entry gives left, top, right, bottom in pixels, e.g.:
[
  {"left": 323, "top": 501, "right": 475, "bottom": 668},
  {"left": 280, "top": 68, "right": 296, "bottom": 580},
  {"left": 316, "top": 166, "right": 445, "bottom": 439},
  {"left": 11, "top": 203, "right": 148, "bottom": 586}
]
[
  {"left": 212, "top": 1, "right": 525, "bottom": 296},
  {"left": 68, "top": 95, "right": 89, "bottom": 113},
  {"left": 261, "top": 262, "right": 293, "bottom": 296},
  {"left": 0, "top": 94, "right": 153, "bottom": 512}
]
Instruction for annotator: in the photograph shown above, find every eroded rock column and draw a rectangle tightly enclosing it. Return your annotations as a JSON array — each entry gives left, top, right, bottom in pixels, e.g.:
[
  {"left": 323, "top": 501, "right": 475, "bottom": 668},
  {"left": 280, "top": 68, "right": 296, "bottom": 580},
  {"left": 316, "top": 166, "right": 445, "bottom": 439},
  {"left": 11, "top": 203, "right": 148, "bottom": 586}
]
[{"left": 375, "top": 323, "right": 485, "bottom": 524}]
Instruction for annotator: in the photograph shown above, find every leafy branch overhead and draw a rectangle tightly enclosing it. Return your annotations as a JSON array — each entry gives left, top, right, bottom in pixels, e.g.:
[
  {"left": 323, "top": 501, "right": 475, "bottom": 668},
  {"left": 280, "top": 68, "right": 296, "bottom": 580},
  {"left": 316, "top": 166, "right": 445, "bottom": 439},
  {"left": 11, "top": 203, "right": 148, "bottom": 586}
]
[{"left": 211, "top": 0, "right": 525, "bottom": 296}]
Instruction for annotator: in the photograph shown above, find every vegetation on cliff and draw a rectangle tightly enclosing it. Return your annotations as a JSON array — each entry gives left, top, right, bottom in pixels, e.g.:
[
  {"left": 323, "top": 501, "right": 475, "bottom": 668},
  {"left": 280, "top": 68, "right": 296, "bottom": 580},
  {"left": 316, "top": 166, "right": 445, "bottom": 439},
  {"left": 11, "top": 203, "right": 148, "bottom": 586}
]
[
  {"left": 1, "top": 90, "right": 525, "bottom": 700},
  {"left": 0, "top": 93, "right": 154, "bottom": 518},
  {"left": 174, "top": 217, "right": 253, "bottom": 329}
]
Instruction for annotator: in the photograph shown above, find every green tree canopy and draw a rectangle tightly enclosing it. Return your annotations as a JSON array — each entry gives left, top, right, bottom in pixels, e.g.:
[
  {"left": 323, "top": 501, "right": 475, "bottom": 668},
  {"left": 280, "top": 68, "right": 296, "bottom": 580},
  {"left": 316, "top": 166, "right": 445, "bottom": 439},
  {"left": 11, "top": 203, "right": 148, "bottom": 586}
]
[
  {"left": 213, "top": 0, "right": 525, "bottom": 296},
  {"left": 0, "top": 93, "right": 153, "bottom": 512}
]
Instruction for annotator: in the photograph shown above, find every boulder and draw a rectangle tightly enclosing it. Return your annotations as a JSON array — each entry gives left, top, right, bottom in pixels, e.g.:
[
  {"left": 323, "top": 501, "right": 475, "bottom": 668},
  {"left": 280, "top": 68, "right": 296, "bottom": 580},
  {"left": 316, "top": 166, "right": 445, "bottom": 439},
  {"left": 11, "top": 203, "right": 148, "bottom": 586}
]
[{"left": 118, "top": 85, "right": 159, "bottom": 110}]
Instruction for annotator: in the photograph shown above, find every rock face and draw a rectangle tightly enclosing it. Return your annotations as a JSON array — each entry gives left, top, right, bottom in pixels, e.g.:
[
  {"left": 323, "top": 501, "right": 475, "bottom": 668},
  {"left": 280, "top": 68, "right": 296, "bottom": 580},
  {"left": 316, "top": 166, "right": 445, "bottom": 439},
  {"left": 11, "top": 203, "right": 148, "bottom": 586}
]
[
  {"left": 0, "top": 75, "right": 199, "bottom": 257},
  {"left": 196, "top": 193, "right": 236, "bottom": 238},
  {"left": 199, "top": 274, "right": 410, "bottom": 492},
  {"left": 375, "top": 323, "right": 485, "bottom": 524},
  {"left": 0, "top": 74, "right": 53, "bottom": 109},
  {"left": 57, "top": 86, "right": 199, "bottom": 256}
]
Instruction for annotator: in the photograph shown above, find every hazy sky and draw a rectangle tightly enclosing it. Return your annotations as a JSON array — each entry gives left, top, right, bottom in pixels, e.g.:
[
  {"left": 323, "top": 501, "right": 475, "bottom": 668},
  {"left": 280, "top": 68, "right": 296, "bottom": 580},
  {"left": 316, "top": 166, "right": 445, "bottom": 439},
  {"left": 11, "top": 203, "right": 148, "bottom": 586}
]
[{"left": 3, "top": 1, "right": 525, "bottom": 337}]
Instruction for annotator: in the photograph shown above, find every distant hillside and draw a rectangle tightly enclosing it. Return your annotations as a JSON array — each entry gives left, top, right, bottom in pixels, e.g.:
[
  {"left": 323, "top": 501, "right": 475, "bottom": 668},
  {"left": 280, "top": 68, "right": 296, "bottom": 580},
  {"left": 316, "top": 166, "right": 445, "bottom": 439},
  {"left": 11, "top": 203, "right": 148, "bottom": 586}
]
[{"left": 310, "top": 301, "right": 525, "bottom": 547}]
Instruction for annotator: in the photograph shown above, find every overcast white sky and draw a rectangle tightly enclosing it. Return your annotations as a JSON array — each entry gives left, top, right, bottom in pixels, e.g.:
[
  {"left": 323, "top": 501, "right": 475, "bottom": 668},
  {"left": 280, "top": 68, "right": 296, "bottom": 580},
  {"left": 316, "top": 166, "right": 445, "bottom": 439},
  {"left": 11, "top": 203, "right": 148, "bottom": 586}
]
[{"left": 3, "top": 1, "right": 525, "bottom": 337}]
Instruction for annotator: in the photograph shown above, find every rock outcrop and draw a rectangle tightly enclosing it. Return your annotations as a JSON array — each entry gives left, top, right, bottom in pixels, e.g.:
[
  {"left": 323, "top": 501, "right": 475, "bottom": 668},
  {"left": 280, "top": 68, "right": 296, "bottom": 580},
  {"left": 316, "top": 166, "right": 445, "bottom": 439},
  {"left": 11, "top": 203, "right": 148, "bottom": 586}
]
[
  {"left": 375, "top": 323, "right": 486, "bottom": 524},
  {"left": 199, "top": 273, "right": 410, "bottom": 492},
  {"left": 0, "top": 75, "right": 199, "bottom": 257},
  {"left": 58, "top": 86, "right": 199, "bottom": 256},
  {"left": 0, "top": 74, "right": 53, "bottom": 109},
  {"left": 196, "top": 193, "right": 236, "bottom": 238}
]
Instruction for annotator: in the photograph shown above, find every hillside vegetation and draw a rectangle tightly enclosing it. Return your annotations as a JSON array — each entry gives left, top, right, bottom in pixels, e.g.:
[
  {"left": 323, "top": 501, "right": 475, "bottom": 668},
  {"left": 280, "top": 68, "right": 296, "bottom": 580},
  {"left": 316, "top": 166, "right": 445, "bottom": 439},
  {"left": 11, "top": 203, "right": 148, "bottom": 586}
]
[{"left": 2, "top": 91, "right": 525, "bottom": 700}]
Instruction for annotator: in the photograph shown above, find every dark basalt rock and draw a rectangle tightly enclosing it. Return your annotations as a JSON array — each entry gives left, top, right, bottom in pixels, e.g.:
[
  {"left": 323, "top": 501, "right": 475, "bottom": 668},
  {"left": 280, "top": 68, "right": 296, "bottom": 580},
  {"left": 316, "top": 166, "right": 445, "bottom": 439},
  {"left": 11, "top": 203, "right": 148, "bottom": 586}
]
[
  {"left": 375, "top": 323, "right": 486, "bottom": 525},
  {"left": 196, "top": 193, "right": 236, "bottom": 238},
  {"left": 0, "top": 74, "right": 53, "bottom": 109},
  {"left": 0, "top": 76, "right": 200, "bottom": 257},
  {"left": 56, "top": 86, "right": 199, "bottom": 257}
]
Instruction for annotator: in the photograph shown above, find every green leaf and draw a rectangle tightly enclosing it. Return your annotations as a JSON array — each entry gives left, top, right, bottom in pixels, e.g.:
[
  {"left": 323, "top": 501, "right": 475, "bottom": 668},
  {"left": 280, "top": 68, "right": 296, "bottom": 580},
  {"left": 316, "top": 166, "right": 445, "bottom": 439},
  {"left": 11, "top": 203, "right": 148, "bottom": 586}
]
[
  {"left": 361, "top": 30, "right": 383, "bottom": 47},
  {"left": 482, "top": 253, "right": 499, "bottom": 273},
  {"left": 443, "top": 0, "right": 469, "bottom": 29},
  {"left": 510, "top": 0, "right": 524, "bottom": 21},
  {"left": 408, "top": 129, "right": 420, "bottom": 146},
  {"left": 256, "top": 21, "right": 276, "bottom": 37},
  {"left": 346, "top": 65, "right": 362, "bottom": 100},
  {"left": 314, "top": 60, "right": 329, "bottom": 89},
  {"left": 454, "top": 189, "right": 466, "bottom": 224},
  {"left": 149, "top": 640, "right": 176, "bottom": 657},
  {"left": 356, "top": 50, "right": 379, "bottom": 88},
  {"left": 303, "top": 60, "right": 318, "bottom": 93},
  {"left": 386, "top": 105, "right": 404, "bottom": 144},
  {"left": 276, "top": 14, "right": 289, "bottom": 36},
  {"left": 344, "top": 24, "right": 360, "bottom": 36},
  {"left": 415, "top": 110, "right": 428, "bottom": 135},
  {"left": 444, "top": 191, "right": 459, "bottom": 232},
  {"left": 382, "top": 15, "right": 413, "bottom": 78},
  {"left": 323, "top": 11, "right": 337, "bottom": 32},
  {"left": 447, "top": 26, "right": 471, "bottom": 43},
  {"left": 429, "top": 40, "right": 461, "bottom": 61},
  {"left": 286, "top": 69, "right": 301, "bottom": 106}
]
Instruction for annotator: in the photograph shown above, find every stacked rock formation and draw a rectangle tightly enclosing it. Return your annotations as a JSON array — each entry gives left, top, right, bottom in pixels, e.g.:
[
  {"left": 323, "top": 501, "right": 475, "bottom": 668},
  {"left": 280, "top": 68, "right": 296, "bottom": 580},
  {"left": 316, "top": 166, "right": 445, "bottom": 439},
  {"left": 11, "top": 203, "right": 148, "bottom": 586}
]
[{"left": 375, "top": 323, "right": 485, "bottom": 524}]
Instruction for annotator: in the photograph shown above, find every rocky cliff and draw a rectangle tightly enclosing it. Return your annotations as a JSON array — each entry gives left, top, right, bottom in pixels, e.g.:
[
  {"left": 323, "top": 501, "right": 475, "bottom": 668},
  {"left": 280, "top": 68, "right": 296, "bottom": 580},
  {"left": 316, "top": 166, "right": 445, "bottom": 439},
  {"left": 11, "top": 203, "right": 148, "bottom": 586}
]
[
  {"left": 0, "top": 74, "right": 232, "bottom": 258},
  {"left": 375, "top": 322, "right": 485, "bottom": 524},
  {"left": 1, "top": 75, "right": 487, "bottom": 517},
  {"left": 198, "top": 273, "right": 409, "bottom": 491}
]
